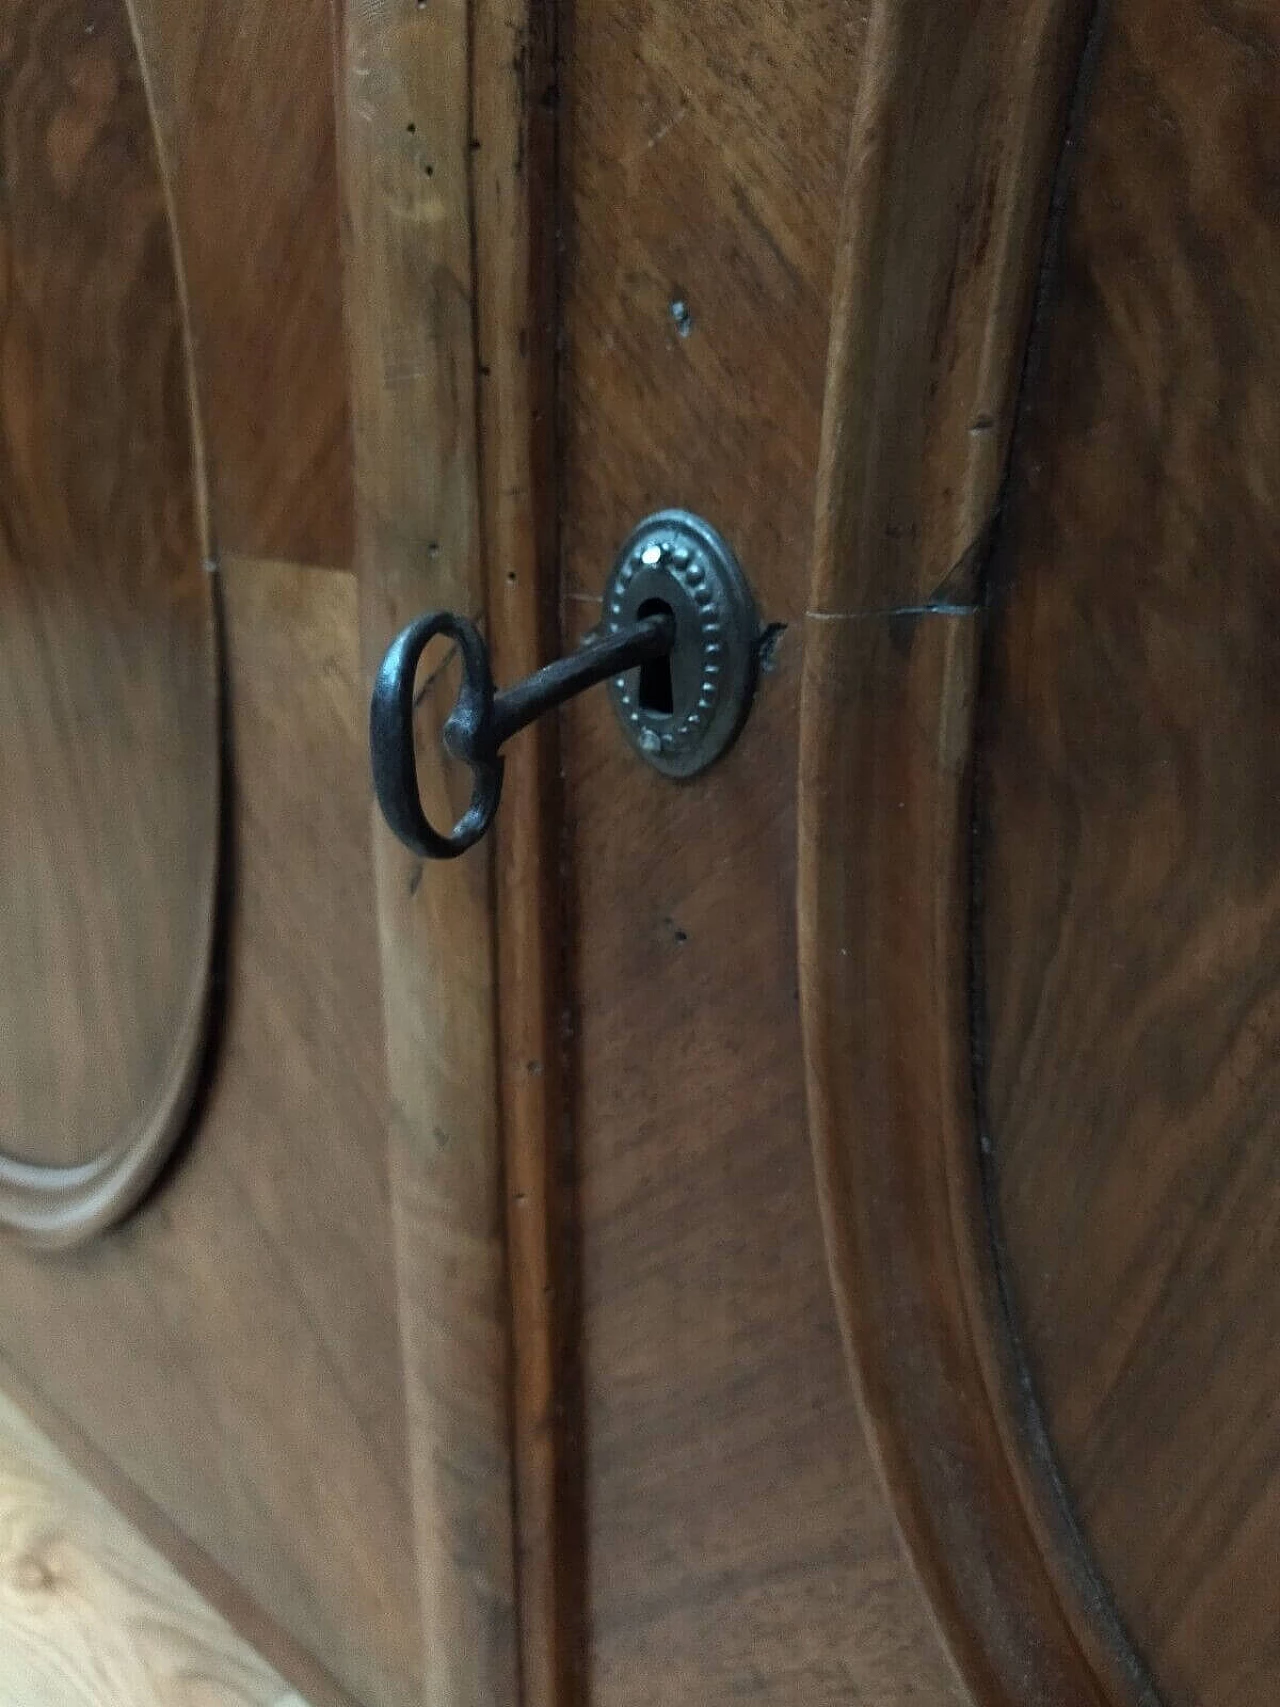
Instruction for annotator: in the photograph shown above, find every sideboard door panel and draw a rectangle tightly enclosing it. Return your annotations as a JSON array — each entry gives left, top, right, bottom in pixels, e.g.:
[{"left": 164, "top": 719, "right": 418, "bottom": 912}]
[
  {"left": 8, "top": 0, "right": 1280, "bottom": 1704},
  {"left": 0, "top": 3, "right": 419, "bottom": 1701}
]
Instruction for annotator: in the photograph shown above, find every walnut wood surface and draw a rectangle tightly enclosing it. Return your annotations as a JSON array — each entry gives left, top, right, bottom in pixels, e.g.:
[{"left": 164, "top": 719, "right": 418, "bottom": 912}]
[
  {"left": 560, "top": 2, "right": 966, "bottom": 1701},
  {"left": 0, "top": 557, "right": 419, "bottom": 1707},
  {"left": 0, "top": 0, "right": 218, "bottom": 1238},
  {"left": 18, "top": 0, "right": 1274, "bottom": 1703},
  {"left": 471, "top": 2, "right": 571, "bottom": 1703},
  {"left": 128, "top": 0, "right": 351, "bottom": 567},
  {"left": 981, "top": 1, "right": 1280, "bottom": 1702},
  {"left": 341, "top": 2, "right": 521, "bottom": 1703},
  {"left": 0, "top": 1388, "right": 307, "bottom": 1707},
  {"left": 798, "top": 0, "right": 1164, "bottom": 1701}
]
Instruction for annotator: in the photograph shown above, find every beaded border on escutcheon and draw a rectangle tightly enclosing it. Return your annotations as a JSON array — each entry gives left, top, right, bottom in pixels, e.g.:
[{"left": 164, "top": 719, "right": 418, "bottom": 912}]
[
  {"left": 602, "top": 509, "right": 758, "bottom": 779},
  {"left": 611, "top": 537, "right": 721, "bottom": 755}
]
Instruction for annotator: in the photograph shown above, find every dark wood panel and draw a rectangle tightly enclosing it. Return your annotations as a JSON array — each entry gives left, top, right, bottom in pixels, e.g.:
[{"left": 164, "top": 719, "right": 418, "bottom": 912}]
[
  {"left": 470, "top": 0, "right": 569, "bottom": 1699},
  {"left": 983, "top": 1, "right": 1280, "bottom": 1703},
  {"left": 0, "top": 558, "right": 419, "bottom": 1707},
  {"left": 561, "top": 2, "right": 965, "bottom": 1699},
  {"left": 568, "top": 662, "right": 965, "bottom": 1707},
  {"left": 796, "top": 0, "right": 1174, "bottom": 1699},
  {"left": 0, "top": 0, "right": 218, "bottom": 1230},
  {"left": 560, "top": 0, "right": 854, "bottom": 607},
  {"left": 130, "top": 0, "right": 351, "bottom": 567}
]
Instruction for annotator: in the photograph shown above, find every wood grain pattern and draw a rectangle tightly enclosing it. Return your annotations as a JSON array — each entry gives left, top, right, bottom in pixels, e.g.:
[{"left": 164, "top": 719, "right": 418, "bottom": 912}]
[
  {"left": 560, "top": 1, "right": 966, "bottom": 1701},
  {"left": 0, "top": 1387, "right": 308, "bottom": 1707},
  {"left": 0, "top": 556, "right": 419, "bottom": 1707},
  {"left": 798, "top": 0, "right": 1162, "bottom": 1701},
  {"left": 127, "top": 0, "right": 351, "bottom": 567},
  {"left": 0, "top": 0, "right": 218, "bottom": 1239},
  {"left": 811, "top": 0, "right": 1101, "bottom": 616},
  {"left": 340, "top": 0, "right": 520, "bottom": 1702},
  {"left": 470, "top": 1, "right": 573, "bottom": 1702},
  {"left": 981, "top": 0, "right": 1280, "bottom": 1702}
]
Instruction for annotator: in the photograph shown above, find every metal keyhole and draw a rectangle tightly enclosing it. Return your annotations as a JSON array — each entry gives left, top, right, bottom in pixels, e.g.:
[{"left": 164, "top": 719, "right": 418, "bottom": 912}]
[
  {"left": 605, "top": 510, "right": 759, "bottom": 778},
  {"left": 636, "top": 599, "right": 676, "bottom": 715},
  {"left": 369, "top": 508, "right": 761, "bottom": 860}
]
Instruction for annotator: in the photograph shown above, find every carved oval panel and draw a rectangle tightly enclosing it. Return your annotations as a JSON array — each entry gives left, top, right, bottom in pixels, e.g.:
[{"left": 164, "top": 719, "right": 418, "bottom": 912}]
[
  {"left": 981, "top": 0, "right": 1280, "bottom": 1702},
  {"left": 798, "top": 0, "right": 1246, "bottom": 1701},
  {"left": 0, "top": 0, "right": 219, "bottom": 1243}
]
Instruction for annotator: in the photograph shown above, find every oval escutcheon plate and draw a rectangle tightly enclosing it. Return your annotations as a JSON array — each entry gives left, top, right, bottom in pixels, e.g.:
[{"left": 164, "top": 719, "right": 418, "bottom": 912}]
[{"left": 0, "top": 0, "right": 220, "bottom": 1246}]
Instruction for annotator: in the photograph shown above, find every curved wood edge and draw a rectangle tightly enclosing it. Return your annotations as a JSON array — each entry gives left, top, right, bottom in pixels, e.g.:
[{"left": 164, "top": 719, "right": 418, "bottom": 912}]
[
  {"left": 801, "top": 619, "right": 1127, "bottom": 1704},
  {"left": 812, "top": 0, "right": 1096, "bottom": 616},
  {"left": 0, "top": 939, "right": 214, "bottom": 1245},
  {"left": 0, "top": 0, "right": 221, "bottom": 1250},
  {"left": 799, "top": 0, "right": 1161, "bottom": 1702}
]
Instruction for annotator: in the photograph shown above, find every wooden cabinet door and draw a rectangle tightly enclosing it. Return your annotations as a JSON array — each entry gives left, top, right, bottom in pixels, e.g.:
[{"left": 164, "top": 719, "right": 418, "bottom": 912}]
[
  {"left": 0, "top": 2, "right": 417, "bottom": 1704},
  {"left": 801, "top": 2, "right": 1280, "bottom": 1706},
  {"left": 4, "top": 0, "right": 1279, "bottom": 1703}
]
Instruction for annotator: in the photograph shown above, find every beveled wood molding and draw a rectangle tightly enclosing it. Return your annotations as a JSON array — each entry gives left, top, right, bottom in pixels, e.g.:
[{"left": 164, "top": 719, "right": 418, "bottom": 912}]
[
  {"left": 340, "top": 0, "right": 564, "bottom": 1699},
  {"left": 0, "top": 989, "right": 211, "bottom": 1246},
  {"left": 0, "top": 0, "right": 220, "bottom": 1249},
  {"left": 471, "top": 2, "right": 577, "bottom": 1700},
  {"left": 798, "top": 0, "right": 1159, "bottom": 1702}
]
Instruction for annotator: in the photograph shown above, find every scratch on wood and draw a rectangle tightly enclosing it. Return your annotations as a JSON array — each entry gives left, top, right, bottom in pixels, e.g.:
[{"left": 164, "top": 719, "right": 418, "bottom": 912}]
[{"left": 806, "top": 603, "right": 980, "bottom": 620}]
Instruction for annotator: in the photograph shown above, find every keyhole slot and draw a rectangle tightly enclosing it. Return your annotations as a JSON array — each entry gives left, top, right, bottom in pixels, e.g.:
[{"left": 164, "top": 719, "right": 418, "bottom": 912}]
[{"left": 636, "top": 598, "right": 675, "bottom": 716}]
